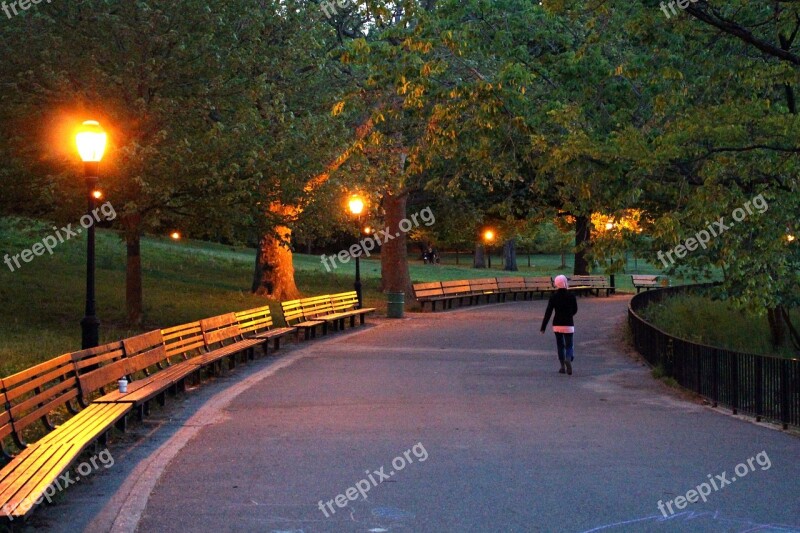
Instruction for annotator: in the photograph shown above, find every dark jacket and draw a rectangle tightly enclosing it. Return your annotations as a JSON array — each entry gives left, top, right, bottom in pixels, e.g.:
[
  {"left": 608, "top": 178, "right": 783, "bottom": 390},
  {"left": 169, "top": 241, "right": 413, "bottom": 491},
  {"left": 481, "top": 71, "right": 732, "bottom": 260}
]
[{"left": 540, "top": 289, "right": 578, "bottom": 331}]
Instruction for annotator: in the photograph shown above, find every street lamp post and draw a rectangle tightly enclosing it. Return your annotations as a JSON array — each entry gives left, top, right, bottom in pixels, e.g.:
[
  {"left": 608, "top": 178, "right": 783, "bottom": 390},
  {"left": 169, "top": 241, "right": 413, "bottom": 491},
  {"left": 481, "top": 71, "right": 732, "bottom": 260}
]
[
  {"left": 348, "top": 195, "right": 365, "bottom": 309},
  {"left": 75, "top": 120, "right": 107, "bottom": 349},
  {"left": 483, "top": 229, "right": 495, "bottom": 269}
]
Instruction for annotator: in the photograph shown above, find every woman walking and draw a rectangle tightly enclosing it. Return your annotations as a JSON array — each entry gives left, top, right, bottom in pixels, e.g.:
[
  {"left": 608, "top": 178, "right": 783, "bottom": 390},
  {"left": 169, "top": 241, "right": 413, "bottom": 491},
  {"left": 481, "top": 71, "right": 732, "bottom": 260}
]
[{"left": 540, "top": 275, "right": 578, "bottom": 375}]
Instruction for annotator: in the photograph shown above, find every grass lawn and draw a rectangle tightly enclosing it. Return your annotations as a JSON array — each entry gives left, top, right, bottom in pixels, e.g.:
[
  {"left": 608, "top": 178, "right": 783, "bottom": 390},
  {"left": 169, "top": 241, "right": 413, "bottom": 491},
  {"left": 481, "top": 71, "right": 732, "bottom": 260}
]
[
  {"left": 640, "top": 294, "right": 800, "bottom": 358},
  {"left": 1, "top": 217, "right": 671, "bottom": 374}
]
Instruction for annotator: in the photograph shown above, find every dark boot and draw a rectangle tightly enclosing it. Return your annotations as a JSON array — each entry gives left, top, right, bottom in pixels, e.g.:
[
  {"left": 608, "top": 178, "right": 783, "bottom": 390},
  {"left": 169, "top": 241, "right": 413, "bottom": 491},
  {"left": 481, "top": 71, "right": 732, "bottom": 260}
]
[
  {"left": 565, "top": 360, "right": 572, "bottom": 375},
  {"left": 559, "top": 360, "right": 566, "bottom": 374}
]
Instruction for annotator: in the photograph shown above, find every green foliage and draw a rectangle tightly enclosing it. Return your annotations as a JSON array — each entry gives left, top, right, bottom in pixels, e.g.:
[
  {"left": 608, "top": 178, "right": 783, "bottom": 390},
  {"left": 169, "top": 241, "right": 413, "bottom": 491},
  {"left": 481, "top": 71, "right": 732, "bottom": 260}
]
[
  {"left": 0, "top": 0, "right": 346, "bottom": 240},
  {"left": 641, "top": 294, "right": 799, "bottom": 358}
]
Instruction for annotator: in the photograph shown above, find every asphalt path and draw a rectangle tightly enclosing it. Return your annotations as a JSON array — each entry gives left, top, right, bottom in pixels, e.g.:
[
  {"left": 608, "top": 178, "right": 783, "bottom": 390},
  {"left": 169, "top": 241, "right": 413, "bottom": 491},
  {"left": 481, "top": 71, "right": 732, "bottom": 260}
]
[{"left": 35, "top": 295, "right": 800, "bottom": 532}]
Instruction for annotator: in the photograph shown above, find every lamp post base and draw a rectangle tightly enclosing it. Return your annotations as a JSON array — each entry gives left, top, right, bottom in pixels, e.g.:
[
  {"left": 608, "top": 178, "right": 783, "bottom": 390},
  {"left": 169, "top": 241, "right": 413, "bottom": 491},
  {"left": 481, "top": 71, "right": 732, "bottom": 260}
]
[
  {"left": 81, "top": 315, "right": 100, "bottom": 349},
  {"left": 354, "top": 256, "right": 363, "bottom": 309}
]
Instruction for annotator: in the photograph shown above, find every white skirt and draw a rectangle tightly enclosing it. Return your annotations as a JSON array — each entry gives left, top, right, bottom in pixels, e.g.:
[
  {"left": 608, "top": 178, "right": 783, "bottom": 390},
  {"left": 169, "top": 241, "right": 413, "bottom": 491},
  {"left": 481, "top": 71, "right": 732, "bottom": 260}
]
[{"left": 553, "top": 326, "right": 575, "bottom": 334}]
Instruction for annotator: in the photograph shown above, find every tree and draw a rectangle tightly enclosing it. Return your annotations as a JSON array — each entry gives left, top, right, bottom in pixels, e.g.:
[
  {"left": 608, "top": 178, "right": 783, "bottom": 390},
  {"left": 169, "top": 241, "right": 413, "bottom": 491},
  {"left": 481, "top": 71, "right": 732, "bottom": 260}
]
[
  {"left": 558, "top": 0, "right": 800, "bottom": 350},
  {"left": 0, "top": 1, "right": 342, "bottom": 320}
]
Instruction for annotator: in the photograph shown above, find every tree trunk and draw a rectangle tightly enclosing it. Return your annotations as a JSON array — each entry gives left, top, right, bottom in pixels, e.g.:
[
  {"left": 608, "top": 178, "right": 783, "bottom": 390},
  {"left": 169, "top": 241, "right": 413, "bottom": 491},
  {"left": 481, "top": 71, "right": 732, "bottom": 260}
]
[
  {"left": 503, "top": 238, "right": 518, "bottom": 271},
  {"left": 252, "top": 224, "right": 301, "bottom": 300},
  {"left": 767, "top": 306, "right": 786, "bottom": 349},
  {"left": 122, "top": 214, "right": 143, "bottom": 326},
  {"left": 574, "top": 215, "right": 591, "bottom": 275},
  {"left": 473, "top": 243, "right": 486, "bottom": 268},
  {"left": 380, "top": 190, "right": 413, "bottom": 299}
]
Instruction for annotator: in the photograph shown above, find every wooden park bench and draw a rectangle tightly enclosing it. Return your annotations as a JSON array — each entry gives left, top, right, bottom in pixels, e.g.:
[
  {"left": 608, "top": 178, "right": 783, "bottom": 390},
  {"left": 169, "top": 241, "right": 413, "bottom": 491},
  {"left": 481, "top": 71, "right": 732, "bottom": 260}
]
[
  {"left": 159, "top": 318, "right": 258, "bottom": 377},
  {"left": 412, "top": 282, "right": 446, "bottom": 311},
  {"left": 0, "top": 303, "right": 308, "bottom": 522},
  {"left": 300, "top": 295, "right": 345, "bottom": 334},
  {"left": 329, "top": 291, "right": 376, "bottom": 329},
  {"left": 524, "top": 276, "right": 556, "bottom": 299},
  {"left": 440, "top": 280, "right": 472, "bottom": 308},
  {"left": 468, "top": 278, "right": 500, "bottom": 304},
  {"left": 412, "top": 281, "right": 471, "bottom": 311},
  {"left": 496, "top": 277, "right": 526, "bottom": 301},
  {"left": 74, "top": 331, "right": 199, "bottom": 420},
  {"left": 0, "top": 353, "right": 131, "bottom": 520},
  {"left": 567, "top": 275, "right": 613, "bottom": 297},
  {"left": 281, "top": 299, "right": 327, "bottom": 340},
  {"left": 235, "top": 305, "right": 296, "bottom": 352},
  {"left": 631, "top": 274, "right": 669, "bottom": 293},
  {"left": 198, "top": 313, "right": 267, "bottom": 368},
  {"left": 161, "top": 321, "right": 206, "bottom": 370}
]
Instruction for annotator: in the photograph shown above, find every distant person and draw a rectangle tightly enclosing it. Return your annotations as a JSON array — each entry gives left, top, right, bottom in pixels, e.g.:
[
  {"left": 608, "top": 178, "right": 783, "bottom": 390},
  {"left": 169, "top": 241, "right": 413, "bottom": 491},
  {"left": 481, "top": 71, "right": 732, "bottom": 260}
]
[
  {"left": 424, "top": 246, "right": 434, "bottom": 264},
  {"left": 540, "top": 274, "right": 578, "bottom": 375}
]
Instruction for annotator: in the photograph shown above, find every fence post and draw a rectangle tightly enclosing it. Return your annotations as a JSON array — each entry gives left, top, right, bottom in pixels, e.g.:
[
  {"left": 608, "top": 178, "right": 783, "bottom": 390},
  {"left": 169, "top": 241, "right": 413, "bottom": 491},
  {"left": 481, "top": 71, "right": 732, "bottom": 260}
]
[
  {"left": 665, "top": 337, "right": 674, "bottom": 377},
  {"left": 711, "top": 349, "right": 718, "bottom": 408},
  {"left": 696, "top": 345, "right": 702, "bottom": 395},
  {"left": 731, "top": 354, "right": 739, "bottom": 415},
  {"left": 755, "top": 356, "right": 763, "bottom": 422},
  {"left": 781, "top": 359, "right": 790, "bottom": 430}
]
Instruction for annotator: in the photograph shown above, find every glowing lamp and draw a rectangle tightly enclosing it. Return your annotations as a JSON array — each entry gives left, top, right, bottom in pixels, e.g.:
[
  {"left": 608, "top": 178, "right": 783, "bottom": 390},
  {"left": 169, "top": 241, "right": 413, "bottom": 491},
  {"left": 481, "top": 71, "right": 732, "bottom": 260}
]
[
  {"left": 75, "top": 120, "right": 107, "bottom": 163},
  {"left": 348, "top": 195, "right": 364, "bottom": 216}
]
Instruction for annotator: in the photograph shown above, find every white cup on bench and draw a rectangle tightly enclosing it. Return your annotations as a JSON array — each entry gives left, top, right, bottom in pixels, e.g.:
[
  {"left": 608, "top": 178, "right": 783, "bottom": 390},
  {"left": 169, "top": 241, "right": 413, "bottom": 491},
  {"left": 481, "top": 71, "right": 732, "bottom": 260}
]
[{"left": 118, "top": 378, "right": 128, "bottom": 394}]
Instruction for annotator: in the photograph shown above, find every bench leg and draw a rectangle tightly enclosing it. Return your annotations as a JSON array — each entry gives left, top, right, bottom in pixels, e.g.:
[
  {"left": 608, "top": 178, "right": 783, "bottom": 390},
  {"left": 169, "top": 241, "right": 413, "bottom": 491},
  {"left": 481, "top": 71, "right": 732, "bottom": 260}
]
[
  {"left": 274, "top": 337, "right": 281, "bottom": 351},
  {"left": 158, "top": 391, "right": 167, "bottom": 407},
  {"left": 116, "top": 415, "right": 127, "bottom": 433},
  {"left": 99, "top": 430, "right": 109, "bottom": 448}
]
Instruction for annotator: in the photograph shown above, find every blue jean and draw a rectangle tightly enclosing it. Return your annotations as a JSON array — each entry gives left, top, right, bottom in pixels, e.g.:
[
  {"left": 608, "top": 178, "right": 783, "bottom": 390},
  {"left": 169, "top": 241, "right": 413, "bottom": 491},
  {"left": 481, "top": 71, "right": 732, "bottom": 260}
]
[{"left": 555, "top": 332, "right": 574, "bottom": 362}]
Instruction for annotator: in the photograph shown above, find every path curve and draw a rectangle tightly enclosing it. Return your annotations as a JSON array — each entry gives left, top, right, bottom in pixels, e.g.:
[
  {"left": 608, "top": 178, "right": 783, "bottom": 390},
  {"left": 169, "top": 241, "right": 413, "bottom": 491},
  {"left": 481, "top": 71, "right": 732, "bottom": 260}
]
[{"left": 35, "top": 296, "right": 800, "bottom": 532}]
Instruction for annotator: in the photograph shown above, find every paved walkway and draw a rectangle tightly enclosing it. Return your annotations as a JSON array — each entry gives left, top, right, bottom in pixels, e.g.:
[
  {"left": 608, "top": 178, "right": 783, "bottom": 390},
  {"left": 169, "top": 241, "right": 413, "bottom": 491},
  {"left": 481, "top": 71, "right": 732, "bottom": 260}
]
[{"left": 37, "top": 295, "right": 800, "bottom": 532}]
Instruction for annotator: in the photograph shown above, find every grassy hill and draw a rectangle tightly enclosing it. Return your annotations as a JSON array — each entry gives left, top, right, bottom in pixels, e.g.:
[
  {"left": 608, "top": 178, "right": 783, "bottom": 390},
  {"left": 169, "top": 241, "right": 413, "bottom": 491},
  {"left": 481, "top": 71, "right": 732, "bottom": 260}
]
[{"left": 0, "top": 217, "right": 664, "bottom": 375}]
